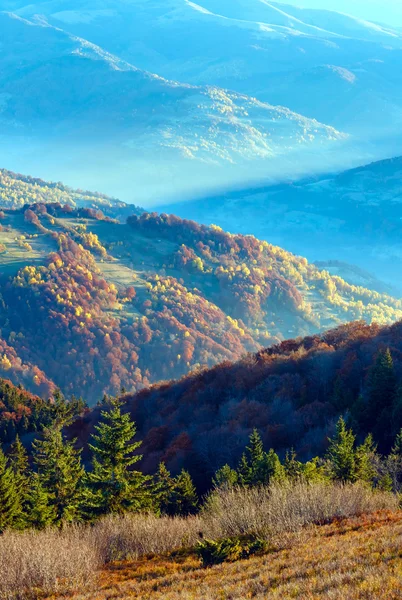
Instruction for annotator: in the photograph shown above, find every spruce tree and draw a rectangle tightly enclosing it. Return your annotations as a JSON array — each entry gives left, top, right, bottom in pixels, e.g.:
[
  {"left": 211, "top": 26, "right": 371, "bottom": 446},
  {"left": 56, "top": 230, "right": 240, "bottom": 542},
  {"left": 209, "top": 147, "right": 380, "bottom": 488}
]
[
  {"left": 284, "top": 449, "right": 303, "bottom": 481},
  {"left": 0, "top": 448, "right": 21, "bottom": 532},
  {"left": 355, "top": 434, "right": 377, "bottom": 485},
  {"left": 33, "top": 426, "right": 85, "bottom": 523},
  {"left": 87, "top": 400, "right": 151, "bottom": 516},
  {"left": 25, "top": 473, "right": 55, "bottom": 529},
  {"left": 367, "top": 348, "right": 396, "bottom": 447},
  {"left": 238, "top": 430, "right": 285, "bottom": 486},
  {"left": 8, "top": 435, "right": 29, "bottom": 529},
  {"left": 153, "top": 462, "right": 175, "bottom": 514},
  {"left": 326, "top": 417, "right": 356, "bottom": 482},
  {"left": 170, "top": 469, "right": 198, "bottom": 516},
  {"left": 213, "top": 464, "right": 238, "bottom": 488}
]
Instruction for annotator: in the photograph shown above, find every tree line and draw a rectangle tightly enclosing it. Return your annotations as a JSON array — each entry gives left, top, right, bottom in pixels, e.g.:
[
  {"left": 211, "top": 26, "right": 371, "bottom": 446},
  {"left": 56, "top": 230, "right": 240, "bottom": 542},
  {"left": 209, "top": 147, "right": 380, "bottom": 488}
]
[{"left": 1, "top": 392, "right": 402, "bottom": 532}]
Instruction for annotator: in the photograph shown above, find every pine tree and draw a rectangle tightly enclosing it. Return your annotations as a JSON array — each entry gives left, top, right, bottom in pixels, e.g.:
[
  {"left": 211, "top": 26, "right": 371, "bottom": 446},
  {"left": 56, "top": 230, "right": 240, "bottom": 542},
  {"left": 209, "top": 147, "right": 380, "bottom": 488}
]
[
  {"left": 153, "top": 462, "right": 175, "bottom": 514},
  {"left": 326, "top": 417, "right": 356, "bottom": 482},
  {"left": 213, "top": 464, "right": 238, "bottom": 488},
  {"left": 170, "top": 469, "right": 198, "bottom": 516},
  {"left": 367, "top": 349, "right": 396, "bottom": 447},
  {"left": 238, "top": 430, "right": 285, "bottom": 486},
  {"left": 355, "top": 434, "right": 377, "bottom": 485},
  {"left": 284, "top": 449, "right": 303, "bottom": 480},
  {"left": 238, "top": 429, "right": 266, "bottom": 486},
  {"left": 392, "top": 428, "right": 402, "bottom": 456},
  {"left": 33, "top": 426, "right": 85, "bottom": 523},
  {"left": 87, "top": 400, "right": 151, "bottom": 516},
  {"left": 0, "top": 448, "right": 21, "bottom": 532},
  {"left": 25, "top": 474, "right": 55, "bottom": 529},
  {"left": 8, "top": 435, "right": 29, "bottom": 529}
]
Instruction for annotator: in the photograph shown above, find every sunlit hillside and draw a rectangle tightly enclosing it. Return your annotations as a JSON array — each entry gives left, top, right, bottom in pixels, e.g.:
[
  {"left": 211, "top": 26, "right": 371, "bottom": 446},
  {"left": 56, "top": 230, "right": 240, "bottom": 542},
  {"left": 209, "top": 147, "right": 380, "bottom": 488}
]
[{"left": 1, "top": 198, "right": 402, "bottom": 402}]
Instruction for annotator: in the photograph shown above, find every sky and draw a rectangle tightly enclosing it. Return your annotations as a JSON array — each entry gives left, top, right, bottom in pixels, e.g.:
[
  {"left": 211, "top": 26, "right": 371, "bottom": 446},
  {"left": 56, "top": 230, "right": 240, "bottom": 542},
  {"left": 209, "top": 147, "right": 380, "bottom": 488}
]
[{"left": 277, "top": 0, "right": 402, "bottom": 27}]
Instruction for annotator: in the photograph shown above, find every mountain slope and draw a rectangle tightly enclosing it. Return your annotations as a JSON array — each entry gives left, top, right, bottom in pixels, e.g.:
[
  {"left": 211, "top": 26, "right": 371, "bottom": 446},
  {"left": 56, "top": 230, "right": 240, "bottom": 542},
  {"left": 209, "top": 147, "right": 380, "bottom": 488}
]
[
  {"left": 1, "top": 186, "right": 402, "bottom": 403},
  {"left": 0, "top": 11, "right": 343, "bottom": 202},
  {"left": 0, "top": 168, "right": 142, "bottom": 220},
  {"left": 13, "top": 0, "right": 402, "bottom": 136},
  {"left": 161, "top": 155, "right": 402, "bottom": 293},
  {"left": 96, "top": 319, "right": 402, "bottom": 484}
]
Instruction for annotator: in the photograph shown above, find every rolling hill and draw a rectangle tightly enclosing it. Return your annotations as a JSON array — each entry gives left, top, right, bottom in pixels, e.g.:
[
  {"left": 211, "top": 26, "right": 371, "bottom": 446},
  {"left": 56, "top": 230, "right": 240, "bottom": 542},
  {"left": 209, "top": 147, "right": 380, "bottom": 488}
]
[
  {"left": 77, "top": 319, "right": 402, "bottom": 487},
  {"left": 0, "top": 10, "right": 344, "bottom": 202},
  {"left": 12, "top": 0, "right": 402, "bottom": 137},
  {"left": 1, "top": 169, "right": 402, "bottom": 405},
  {"left": 162, "top": 155, "right": 402, "bottom": 293}
]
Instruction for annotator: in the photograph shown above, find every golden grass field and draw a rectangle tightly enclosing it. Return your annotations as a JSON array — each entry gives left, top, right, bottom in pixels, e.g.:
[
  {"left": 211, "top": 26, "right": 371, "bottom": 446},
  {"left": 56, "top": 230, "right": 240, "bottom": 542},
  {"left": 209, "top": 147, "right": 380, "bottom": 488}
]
[{"left": 51, "top": 510, "right": 402, "bottom": 600}]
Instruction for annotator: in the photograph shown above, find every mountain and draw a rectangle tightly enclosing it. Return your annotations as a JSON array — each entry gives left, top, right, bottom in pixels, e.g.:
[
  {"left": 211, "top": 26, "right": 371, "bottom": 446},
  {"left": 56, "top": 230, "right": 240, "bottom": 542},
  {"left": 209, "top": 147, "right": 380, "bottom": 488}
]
[
  {"left": 13, "top": 0, "right": 402, "bottom": 137},
  {"left": 0, "top": 11, "right": 344, "bottom": 203},
  {"left": 71, "top": 319, "right": 402, "bottom": 485},
  {"left": 2, "top": 177, "right": 402, "bottom": 402},
  {"left": 161, "top": 155, "right": 402, "bottom": 293},
  {"left": 0, "top": 168, "right": 142, "bottom": 220}
]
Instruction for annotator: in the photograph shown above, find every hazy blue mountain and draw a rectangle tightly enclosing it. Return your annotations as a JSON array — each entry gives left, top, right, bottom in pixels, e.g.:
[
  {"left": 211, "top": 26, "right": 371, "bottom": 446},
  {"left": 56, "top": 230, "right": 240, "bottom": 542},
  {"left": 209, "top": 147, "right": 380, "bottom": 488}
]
[
  {"left": 160, "top": 156, "right": 402, "bottom": 291},
  {"left": 12, "top": 0, "right": 402, "bottom": 136},
  {"left": 0, "top": 11, "right": 346, "bottom": 202}
]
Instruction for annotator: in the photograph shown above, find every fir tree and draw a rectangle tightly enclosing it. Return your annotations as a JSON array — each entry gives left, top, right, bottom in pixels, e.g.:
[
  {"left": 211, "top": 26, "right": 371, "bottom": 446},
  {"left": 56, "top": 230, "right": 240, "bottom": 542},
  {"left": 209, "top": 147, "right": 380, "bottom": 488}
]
[
  {"left": 87, "top": 399, "right": 151, "bottom": 516},
  {"left": 213, "top": 464, "right": 238, "bottom": 488},
  {"left": 153, "top": 462, "right": 175, "bottom": 514},
  {"left": 170, "top": 469, "right": 198, "bottom": 516},
  {"left": 238, "top": 430, "right": 285, "bottom": 486},
  {"left": 355, "top": 434, "right": 377, "bottom": 485},
  {"left": 25, "top": 474, "right": 55, "bottom": 529},
  {"left": 391, "top": 428, "right": 402, "bottom": 456},
  {"left": 326, "top": 417, "right": 356, "bottom": 482},
  {"left": 367, "top": 348, "right": 396, "bottom": 447},
  {"left": 238, "top": 429, "right": 266, "bottom": 486},
  {"left": 284, "top": 449, "right": 304, "bottom": 480},
  {"left": 8, "top": 435, "right": 29, "bottom": 529},
  {"left": 33, "top": 426, "right": 85, "bottom": 523},
  {"left": 0, "top": 448, "right": 21, "bottom": 532}
]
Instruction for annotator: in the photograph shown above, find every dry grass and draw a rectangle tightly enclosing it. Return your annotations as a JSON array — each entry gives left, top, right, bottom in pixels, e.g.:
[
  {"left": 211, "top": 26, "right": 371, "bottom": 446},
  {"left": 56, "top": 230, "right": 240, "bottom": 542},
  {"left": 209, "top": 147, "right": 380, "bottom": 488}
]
[
  {"left": 202, "top": 481, "right": 398, "bottom": 539},
  {"left": 0, "top": 526, "right": 101, "bottom": 600},
  {"left": 0, "top": 482, "right": 398, "bottom": 600},
  {"left": 92, "top": 513, "right": 203, "bottom": 563},
  {"left": 56, "top": 511, "right": 402, "bottom": 600}
]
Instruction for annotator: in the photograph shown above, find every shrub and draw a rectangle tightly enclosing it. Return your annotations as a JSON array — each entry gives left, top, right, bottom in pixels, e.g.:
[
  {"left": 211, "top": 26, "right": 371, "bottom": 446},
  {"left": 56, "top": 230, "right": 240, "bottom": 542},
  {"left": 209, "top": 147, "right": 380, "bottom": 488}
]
[
  {"left": 196, "top": 535, "right": 268, "bottom": 567},
  {"left": 92, "top": 512, "right": 203, "bottom": 562},
  {"left": 201, "top": 481, "right": 397, "bottom": 539},
  {"left": 0, "top": 526, "right": 100, "bottom": 600}
]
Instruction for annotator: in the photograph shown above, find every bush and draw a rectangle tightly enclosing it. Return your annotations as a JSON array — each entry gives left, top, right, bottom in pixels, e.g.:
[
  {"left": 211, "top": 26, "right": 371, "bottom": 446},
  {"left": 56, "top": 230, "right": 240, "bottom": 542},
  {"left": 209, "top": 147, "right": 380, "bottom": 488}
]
[
  {"left": 0, "top": 526, "right": 100, "bottom": 600},
  {"left": 196, "top": 535, "right": 267, "bottom": 567},
  {"left": 202, "top": 481, "right": 397, "bottom": 539},
  {"left": 92, "top": 512, "right": 203, "bottom": 562}
]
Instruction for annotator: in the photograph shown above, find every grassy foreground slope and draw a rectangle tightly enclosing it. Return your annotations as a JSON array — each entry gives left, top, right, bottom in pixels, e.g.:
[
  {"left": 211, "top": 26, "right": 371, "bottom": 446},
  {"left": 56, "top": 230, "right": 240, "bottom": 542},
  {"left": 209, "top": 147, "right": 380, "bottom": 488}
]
[
  {"left": 1, "top": 198, "right": 402, "bottom": 402},
  {"left": 65, "top": 511, "right": 402, "bottom": 600}
]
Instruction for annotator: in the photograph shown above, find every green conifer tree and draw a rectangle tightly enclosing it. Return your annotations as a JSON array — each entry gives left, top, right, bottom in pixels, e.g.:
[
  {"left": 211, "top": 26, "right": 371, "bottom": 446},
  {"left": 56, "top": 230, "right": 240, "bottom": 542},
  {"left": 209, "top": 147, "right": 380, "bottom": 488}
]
[
  {"left": 33, "top": 426, "right": 85, "bottom": 523},
  {"left": 8, "top": 435, "right": 30, "bottom": 529},
  {"left": 213, "top": 464, "right": 238, "bottom": 488},
  {"left": 87, "top": 400, "right": 151, "bottom": 516},
  {"left": 170, "top": 469, "right": 198, "bottom": 516},
  {"left": 284, "top": 449, "right": 303, "bottom": 480},
  {"left": 326, "top": 417, "right": 356, "bottom": 482},
  {"left": 238, "top": 430, "right": 285, "bottom": 486},
  {"left": 0, "top": 448, "right": 21, "bottom": 532},
  {"left": 153, "top": 462, "right": 175, "bottom": 514},
  {"left": 25, "top": 474, "right": 55, "bottom": 529},
  {"left": 367, "top": 348, "right": 396, "bottom": 447},
  {"left": 355, "top": 434, "right": 377, "bottom": 485}
]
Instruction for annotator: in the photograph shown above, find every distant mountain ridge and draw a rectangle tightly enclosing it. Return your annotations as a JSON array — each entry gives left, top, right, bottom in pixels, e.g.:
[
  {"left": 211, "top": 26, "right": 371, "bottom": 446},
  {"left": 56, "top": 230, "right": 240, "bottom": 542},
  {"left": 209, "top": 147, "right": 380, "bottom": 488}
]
[
  {"left": 10, "top": 0, "right": 402, "bottom": 137},
  {"left": 161, "top": 155, "right": 402, "bottom": 293},
  {"left": 0, "top": 10, "right": 345, "bottom": 202}
]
